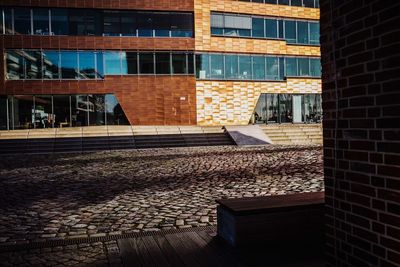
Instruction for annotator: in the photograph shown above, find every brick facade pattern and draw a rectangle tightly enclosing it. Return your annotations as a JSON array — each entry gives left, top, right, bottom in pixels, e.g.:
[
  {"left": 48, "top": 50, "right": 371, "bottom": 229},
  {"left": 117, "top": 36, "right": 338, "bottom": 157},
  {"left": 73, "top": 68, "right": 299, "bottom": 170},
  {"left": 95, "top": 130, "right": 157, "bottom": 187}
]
[
  {"left": 196, "top": 78, "right": 321, "bottom": 125},
  {"left": 321, "top": 0, "right": 400, "bottom": 266}
]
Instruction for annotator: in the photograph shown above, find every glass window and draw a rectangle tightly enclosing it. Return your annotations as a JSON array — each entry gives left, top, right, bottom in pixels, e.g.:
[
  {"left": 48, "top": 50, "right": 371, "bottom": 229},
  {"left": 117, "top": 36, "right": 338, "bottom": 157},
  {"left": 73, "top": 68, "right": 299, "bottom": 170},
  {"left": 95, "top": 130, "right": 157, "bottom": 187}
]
[
  {"left": 96, "top": 52, "right": 104, "bottom": 78},
  {"left": 309, "top": 22, "right": 320, "bottom": 45},
  {"left": 310, "top": 58, "right": 321, "bottom": 77},
  {"left": 211, "top": 14, "right": 224, "bottom": 28},
  {"left": 53, "top": 95, "right": 71, "bottom": 127},
  {"left": 14, "top": 8, "right": 31, "bottom": 35},
  {"left": 285, "top": 57, "right": 298, "bottom": 76},
  {"left": 265, "top": 19, "right": 278, "bottom": 38},
  {"left": 33, "top": 9, "right": 49, "bottom": 35},
  {"left": 188, "top": 54, "right": 194, "bottom": 74},
  {"left": 120, "top": 52, "right": 128, "bottom": 75},
  {"left": 43, "top": 51, "right": 60, "bottom": 79},
  {"left": 315, "top": 0, "right": 320, "bottom": 8},
  {"left": 88, "top": 95, "right": 105, "bottom": 126},
  {"left": 210, "top": 54, "right": 224, "bottom": 79},
  {"left": 291, "top": 0, "right": 302, "bottom": 6},
  {"left": 12, "top": 95, "right": 35, "bottom": 129},
  {"left": 279, "top": 94, "right": 293, "bottom": 123},
  {"left": 104, "top": 51, "right": 121, "bottom": 75},
  {"left": 196, "top": 54, "right": 210, "bottom": 79},
  {"left": 139, "top": 53, "right": 155, "bottom": 74},
  {"left": 278, "top": 20, "right": 284, "bottom": 39},
  {"left": 303, "top": 0, "right": 315, "bottom": 7},
  {"left": 69, "top": 9, "right": 99, "bottom": 36},
  {"left": 126, "top": 52, "right": 138, "bottom": 74},
  {"left": 265, "top": 0, "right": 277, "bottom": 3},
  {"left": 120, "top": 12, "right": 137, "bottom": 36},
  {"left": 211, "top": 28, "right": 223, "bottom": 35},
  {"left": 266, "top": 57, "right": 279, "bottom": 80},
  {"left": 0, "top": 97, "right": 8, "bottom": 130},
  {"left": 297, "top": 21, "right": 309, "bottom": 44},
  {"left": 304, "top": 94, "right": 322, "bottom": 123},
  {"left": 153, "top": 12, "right": 170, "bottom": 37},
  {"left": 252, "top": 18, "right": 264, "bottom": 38},
  {"left": 170, "top": 13, "right": 193, "bottom": 37},
  {"left": 254, "top": 94, "right": 267, "bottom": 124},
  {"left": 71, "top": 95, "right": 89, "bottom": 127},
  {"left": 172, "top": 54, "right": 187, "bottom": 74},
  {"left": 34, "top": 95, "right": 53, "bottom": 128},
  {"left": 266, "top": 94, "right": 279, "bottom": 123},
  {"left": 156, "top": 53, "right": 170, "bottom": 74},
  {"left": 103, "top": 11, "right": 121, "bottom": 36},
  {"left": 51, "top": 9, "right": 69, "bottom": 35},
  {"left": 6, "top": 51, "right": 25, "bottom": 79},
  {"left": 253, "top": 56, "right": 265, "bottom": 80},
  {"left": 105, "top": 94, "right": 129, "bottom": 125},
  {"left": 4, "top": 8, "right": 13, "bottom": 34},
  {"left": 298, "top": 58, "right": 310, "bottom": 76},
  {"left": 284, "top": 20, "right": 296, "bottom": 44},
  {"left": 24, "top": 51, "right": 43, "bottom": 79},
  {"left": 224, "top": 28, "right": 238, "bottom": 37},
  {"left": 239, "top": 56, "right": 252, "bottom": 79},
  {"left": 60, "top": 51, "right": 78, "bottom": 79},
  {"left": 79, "top": 52, "right": 96, "bottom": 79},
  {"left": 279, "top": 57, "right": 285, "bottom": 80},
  {"left": 137, "top": 12, "right": 153, "bottom": 37},
  {"left": 224, "top": 55, "right": 239, "bottom": 79},
  {"left": 278, "top": 0, "right": 290, "bottom": 5}
]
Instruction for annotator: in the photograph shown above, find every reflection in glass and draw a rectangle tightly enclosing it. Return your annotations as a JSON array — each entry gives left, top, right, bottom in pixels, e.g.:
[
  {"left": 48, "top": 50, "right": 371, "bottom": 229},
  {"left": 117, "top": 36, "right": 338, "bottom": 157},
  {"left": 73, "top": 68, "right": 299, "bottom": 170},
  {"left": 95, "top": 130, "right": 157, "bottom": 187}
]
[
  {"left": 254, "top": 94, "right": 267, "bottom": 124},
  {"left": 224, "top": 55, "right": 238, "bottom": 79},
  {"left": 172, "top": 54, "right": 187, "bottom": 74},
  {"left": 51, "top": 9, "right": 69, "bottom": 35},
  {"left": 239, "top": 56, "right": 252, "bottom": 80},
  {"left": 6, "top": 51, "right": 24, "bottom": 79},
  {"left": 12, "top": 95, "right": 35, "bottom": 129},
  {"left": 304, "top": 94, "right": 322, "bottom": 123},
  {"left": 297, "top": 21, "right": 309, "bottom": 44},
  {"left": 96, "top": 52, "right": 105, "bottom": 78},
  {"left": 53, "top": 95, "right": 71, "bottom": 128},
  {"left": 60, "top": 52, "right": 78, "bottom": 79},
  {"left": 285, "top": 57, "right": 298, "bottom": 77},
  {"left": 88, "top": 95, "right": 105, "bottom": 126},
  {"left": 105, "top": 94, "right": 129, "bottom": 125},
  {"left": 266, "top": 57, "right": 279, "bottom": 80},
  {"left": 79, "top": 52, "right": 96, "bottom": 79},
  {"left": 309, "top": 23, "right": 320, "bottom": 45},
  {"left": 71, "top": 95, "right": 89, "bottom": 127},
  {"left": 210, "top": 54, "right": 224, "bottom": 79},
  {"left": 279, "top": 94, "right": 293, "bottom": 123},
  {"left": 291, "top": 0, "right": 302, "bottom": 6},
  {"left": 34, "top": 95, "right": 53, "bottom": 128},
  {"left": 310, "top": 58, "right": 321, "bottom": 77},
  {"left": 298, "top": 58, "right": 310, "bottom": 76},
  {"left": 139, "top": 53, "right": 155, "bottom": 74},
  {"left": 104, "top": 52, "right": 122, "bottom": 75},
  {"left": 196, "top": 54, "right": 210, "bottom": 79},
  {"left": 4, "top": 8, "right": 13, "bottom": 34},
  {"left": 126, "top": 52, "right": 138, "bottom": 74},
  {"left": 253, "top": 56, "right": 265, "bottom": 80},
  {"left": 265, "top": 19, "right": 278, "bottom": 38},
  {"left": 188, "top": 54, "right": 194, "bottom": 74},
  {"left": 43, "top": 51, "right": 60, "bottom": 79},
  {"left": 252, "top": 18, "right": 264, "bottom": 38},
  {"left": 33, "top": 9, "right": 49, "bottom": 35},
  {"left": 0, "top": 97, "right": 8, "bottom": 130},
  {"left": 103, "top": 11, "right": 121, "bottom": 36},
  {"left": 14, "top": 8, "right": 31, "bottom": 34},
  {"left": 266, "top": 94, "right": 279, "bottom": 123},
  {"left": 156, "top": 53, "right": 171, "bottom": 74},
  {"left": 284, "top": 20, "right": 296, "bottom": 44},
  {"left": 120, "top": 12, "right": 137, "bottom": 36},
  {"left": 24, "top": 51, "right": 43, "bottom": 79}
]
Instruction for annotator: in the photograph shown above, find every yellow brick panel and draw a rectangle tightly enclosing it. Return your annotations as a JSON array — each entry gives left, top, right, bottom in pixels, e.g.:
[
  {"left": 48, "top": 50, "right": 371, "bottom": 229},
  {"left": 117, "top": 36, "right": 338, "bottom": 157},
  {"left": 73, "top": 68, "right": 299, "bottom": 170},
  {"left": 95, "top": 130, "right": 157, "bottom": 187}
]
[{"left": 196, "top": 78, "right": 322, "bottom": 126}]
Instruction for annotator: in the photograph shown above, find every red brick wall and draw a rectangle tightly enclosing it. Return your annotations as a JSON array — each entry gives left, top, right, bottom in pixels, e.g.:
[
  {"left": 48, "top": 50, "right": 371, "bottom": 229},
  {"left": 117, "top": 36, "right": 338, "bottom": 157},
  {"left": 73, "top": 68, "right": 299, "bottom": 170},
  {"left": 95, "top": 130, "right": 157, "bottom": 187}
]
[
  {"left": 0, "top": 0, "right": 194, "bottom": 11},
  {"left": 321, "top": 0, "right": 400, "bottom": 266}
]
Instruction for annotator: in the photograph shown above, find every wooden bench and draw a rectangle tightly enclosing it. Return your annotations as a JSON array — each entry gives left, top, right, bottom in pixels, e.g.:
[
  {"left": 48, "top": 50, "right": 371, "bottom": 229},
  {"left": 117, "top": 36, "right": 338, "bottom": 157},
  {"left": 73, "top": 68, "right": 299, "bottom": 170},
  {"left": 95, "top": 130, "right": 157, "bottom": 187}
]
[{"left": 216, "top": 192, "right": 325, "bottom": 247}]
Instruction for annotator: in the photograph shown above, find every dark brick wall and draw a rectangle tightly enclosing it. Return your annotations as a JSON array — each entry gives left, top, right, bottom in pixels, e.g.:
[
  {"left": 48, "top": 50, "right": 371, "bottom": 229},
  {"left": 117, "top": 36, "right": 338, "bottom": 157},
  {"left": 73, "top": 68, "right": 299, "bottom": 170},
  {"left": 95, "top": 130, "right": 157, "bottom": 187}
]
[{"left": 320, "top": 0, "right": 400, "bottom": 266}]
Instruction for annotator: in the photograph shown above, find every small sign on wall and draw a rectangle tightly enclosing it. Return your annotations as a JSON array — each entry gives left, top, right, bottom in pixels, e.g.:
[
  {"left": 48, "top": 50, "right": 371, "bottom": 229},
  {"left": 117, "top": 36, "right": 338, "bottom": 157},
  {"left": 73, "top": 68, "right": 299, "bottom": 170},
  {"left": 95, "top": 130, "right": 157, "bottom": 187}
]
[{"left": 180, "top": 96, "right": 186, "bottom": 101}]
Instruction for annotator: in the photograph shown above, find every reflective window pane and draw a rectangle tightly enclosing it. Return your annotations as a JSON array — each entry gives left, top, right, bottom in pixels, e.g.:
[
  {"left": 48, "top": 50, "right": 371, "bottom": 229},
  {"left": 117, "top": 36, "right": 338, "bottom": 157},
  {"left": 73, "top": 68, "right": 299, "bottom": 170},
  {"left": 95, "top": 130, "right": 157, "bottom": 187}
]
[
  {"left": 34, "top": 95, "right": 53, "bottom": 128},
  {"left": 252, "top": 18, "right": 264, "bottom": 38},
  {"left": 265, "top": 19, "right": 278, "bottom": 38},
  {"left": 196, "top": 54, "right": 210, "bottom": 79},
  {"left": 297, "top": 21, "right": 309, "bottom": 44},
  {"left": 137, "top": 12, "right": 153, "bottom": 37},
  {"left": 285, "top": 57, "right": 298, "bottom": 76},
  {"left": 187, "top": 54, "right": 194, "bottom": 74},
  {"left": 104, "top": 52, "right": 121, "bottom": 75},
  {"left": 279, "top": 94, "right": 292, "bottom": 123},
  {"left": 284, "top": 20, "right": 296, "bottom": 43},
  {"left": 303, "top": 0, "right": 315, "bottom": 7},
  {"left": 253, "top": 94, "right": 267, "bottom": 124},
  {"left": 6, "top": 51, "right": 24, "bottom": 79},
  {"left": 60, "top": 51, "right": 78, "bottom": 79},
  {"left": 210, "top": 54, "right": 224, "bottom": 79},
  {"left": 120, "top": 12, "right": 137, "bottom": 36},
  {"left": 14, "top": 8, "right": 31, "bottom": 35},
  {"left": 24, "top": 51, "right": 43, "bottom": 79},
  {"left": 298, "top": 58, "right": 310, "bottom": 76},
  {"left": 33, "top": 9, "right": 49, "bottom": 35},
  {"left": 43, "top": 51, "right": 60, "bottom": 79},
  {"left": 51, "top": 9, "right": 69, "bottom": 35},
  {"left": 172, "top": 54, "right": 187, "bottom": 74},
  {"left": 156, "top": 53, "right": 171, "bottom": 74},
  {"left": 79, "top": 52, "right": 96, "bottom": 79},
  {"left": 53, "top": 95, "right": 71, "bottom": 128},
  {"left": 278, "top": 0, "right": 290, "bottom": 5},
  {"left": 139, "top": 53, "right": 155, "bottom": 74},
  {"left": 120, "top": 52, "right": 128, "bottom": 75},
  {"left": 88, "top": 95, "right": 105, "bottom": 126},
  {"left": 224, "top": 55, "right": 239, "bottom": 79},
  {"left": 96, "top": 52, "right": 104, "bottom": 78},
  {"left": 239, "top": 56, "right": 252, "bottom": 79},
  {"left": 126, "top": 52, "right": 138, "bottom": 74},
  {"left": 0, "top": 97, "right": 8, "bottom": 130},
  {"left": 71, "top": 95, "right": 89, "bottom": 126},
  {"left": 252, "top": 56, "right": 265, "bottom": 80},
  {"left": 309, "top": 22, "right": 320, "bottom": 45},
  {"left": 291, "top": 0, "right": 302, "bottom": 6},
  {"left": 12, "top": 95, "right": 35, "bottom": 129},
  {"left": 310, "top": 58, "right": 321, "bottom": 77},
  {"left": 103, "top": 11, "right": 121, "bottom": 36},
  {"left": 105, "top": 94, "right": 129, "bottom": 125},
  {"left": 266, "top": 57, "right": 279, "bottom": 80},
  {"left": 266, "top": 94, "right": 279, "bottom": 123},
  {"left": 304, "top": 94, "right": 322, "bottom": 123}
]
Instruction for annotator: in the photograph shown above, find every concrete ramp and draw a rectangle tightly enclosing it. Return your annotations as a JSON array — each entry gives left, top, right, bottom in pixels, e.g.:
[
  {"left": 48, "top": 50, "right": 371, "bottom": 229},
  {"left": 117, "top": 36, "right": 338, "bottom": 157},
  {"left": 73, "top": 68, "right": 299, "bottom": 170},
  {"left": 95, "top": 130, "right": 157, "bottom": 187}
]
[{"left": 225, "top": 125, "right": 272, "bottom": 146}]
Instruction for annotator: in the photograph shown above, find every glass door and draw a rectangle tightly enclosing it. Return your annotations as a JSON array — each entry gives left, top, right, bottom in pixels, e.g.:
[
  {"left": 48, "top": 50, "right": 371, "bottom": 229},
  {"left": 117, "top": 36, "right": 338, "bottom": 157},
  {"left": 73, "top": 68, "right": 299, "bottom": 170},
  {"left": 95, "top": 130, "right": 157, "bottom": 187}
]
[
  {"left": 292, "top": 95, "right": 304, "bottom": 123},
  {"left": 279, "top": 94, "right": 293, "bottom": 123}
]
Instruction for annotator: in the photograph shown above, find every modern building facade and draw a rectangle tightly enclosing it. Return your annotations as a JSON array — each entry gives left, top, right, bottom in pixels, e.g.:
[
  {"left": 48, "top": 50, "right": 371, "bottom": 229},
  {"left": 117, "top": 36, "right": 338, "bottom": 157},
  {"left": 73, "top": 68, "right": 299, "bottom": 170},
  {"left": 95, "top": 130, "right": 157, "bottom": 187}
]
[{"left": 0, "top": 0, "right": 321, "bottom": 131}]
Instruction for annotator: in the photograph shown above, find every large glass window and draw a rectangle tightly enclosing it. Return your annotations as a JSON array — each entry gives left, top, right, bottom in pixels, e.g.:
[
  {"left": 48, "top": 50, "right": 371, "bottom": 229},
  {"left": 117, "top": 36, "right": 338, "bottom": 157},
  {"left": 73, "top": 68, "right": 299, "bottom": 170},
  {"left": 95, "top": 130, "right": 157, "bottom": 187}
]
[
  {"left": 266, "top": 57, "right": 279, "bottom": 80},
  {"left": 252, "top": 18, "right": 264, "bottom": 38},
  {"left": 284, "top": 20, "right": 297, "bottom": 44},
  {"left": 297, "top": 21, "right": 309, "bottom": 44},
  {"left": 0, "top": 97, "right": 8, "bottom": 130},
  {"left": 6, "top": 51, "right": 25, "bottom": 79},
  {"left": 291, "top": 0, "right": 302, "bottom": 6},
  {"left": 88, "top": 95, "right": 105, "bottom": 126},
  {"left": 139, "top": 53, "right": 155, "bottom": 74},
  {"left": 12, "top": 95, "right": 35, "bottom": 129},
  {"left": 210, "top": 54, "right": 224, "bottom": 79},
  {"left": 105, "top": 94, "right": 129, "bottom": 125},
  {"left": 60, "top": 51, "right": 78, "bottom": 79},
  {"left": 126, "top": 52, "right": 138, "bottom": 74},
  {"left": 103, "top": 11, "right": 121, "bottom": 36},
  {"left": 170, "top": 13, "right": 193, "bottom": 37},
  {"left": 304, "top": 94, "right": 322, "bottom": 123},
  {"left": 279, "top": 94, "right": 293, "bottom": 123},
  {"left": 104, "top": 52, "right": 122, "bottom": 75},
  {"left": 172, "top": 54, "right": 187, "bottom": 74},
  {"left": 79, "top": 52, "right": 96, "bottom": 79},
  {"left": 24, "top": 51, "right": 42, "bottom": 79},
  {"left": 298, "top": 58, "right": 310, "bottom": 76},
  {"left": 310, "top": 58, "right": 321, "bottom": 77},
  {"left": 239, "top": 56, "right": 252, "bottom": 80},
  {"left": 120, "top": 11, "right": 137, "bottom": 36},
  {"left": 69, "top": 9, "right": 99, "bottom": 36},
  {"left": 265, "top": 19, "right": 278, "bottom": 38},
  {"left": 266, "top": 94, "right": 279, "bottom": 123},
  {"left": 224, "top": 55, "right": 239, "bottom": 79},
  {"left": 196, "top": 54, "right": 210, "bottom": 79},
  {"left": 156, "top": 53, "right": 171, "bottom": 74},
  {"left": 137, "top": 12, "right": 153, "bottom": 37},
  {"left": 34, "top": 95, "right": 53, "bottom": 128},
  {"left": 252, "top": 56, "right": 265, "bottom": 80},
  {"left": 285, "top": 57, "right": 298, "bottom": 77},
  {"left": 254, "top": 94, "right": 267, "bottom": 124},
  {"left": 14, "top": 8, "right": 31, "bottom": 35},
  {"left": 309, "top": 22, "right": 320, "bottom": 45},
  {"left": 33, "top": 9, "right": 49, "bottom": 35},
  {"left": 71, "top": 95, "right": 89, "bottom": 127},
  {"left": 3, "top": 8, "right": 13, "bottom": 34},
  {"left": 43, "top": 51, "right": 60, "bottom": 79},
  {"left": 51, "top": 9, "right": 69, "bottom": 35},
  {"left": 53, "top": 95, "right": 71, "bottom": 128},
  {"left": 96, "top": 52, "right": 105, "bottom": 78}
]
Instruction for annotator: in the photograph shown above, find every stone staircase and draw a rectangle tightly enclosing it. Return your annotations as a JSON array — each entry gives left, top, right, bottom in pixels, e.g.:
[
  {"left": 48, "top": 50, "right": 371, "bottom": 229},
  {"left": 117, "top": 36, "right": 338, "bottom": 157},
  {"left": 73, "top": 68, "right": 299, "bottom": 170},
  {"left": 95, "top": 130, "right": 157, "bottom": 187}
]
[
  {"left": 0, "top": 126, "right": 235, "bottom": 155},
  {"left": 259, "top": 124, "right": 323, "bottom": 145}
]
